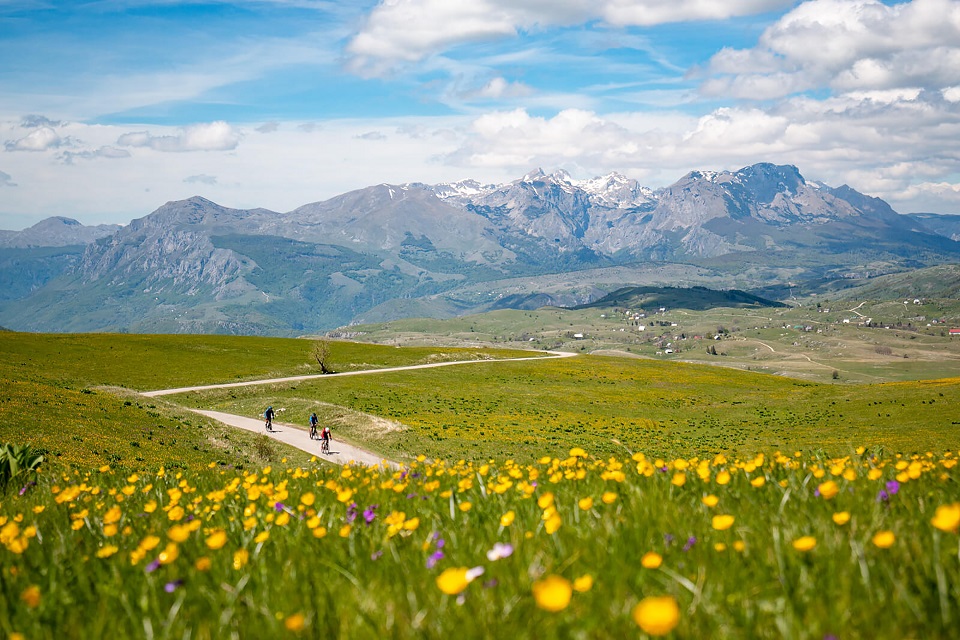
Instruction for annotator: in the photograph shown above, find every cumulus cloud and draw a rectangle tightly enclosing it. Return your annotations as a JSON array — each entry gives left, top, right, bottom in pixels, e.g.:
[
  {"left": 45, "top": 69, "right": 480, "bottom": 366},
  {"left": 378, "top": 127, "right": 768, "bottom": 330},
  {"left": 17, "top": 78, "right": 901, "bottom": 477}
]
[
  {"left": 184, "top": 174, "right": 218, "bottom": 185},
  {"left": 701, "top": 0, "right": 960, "bottom": 99},
  {"left": 347, "top": 0, "right": 792, "bottom": 74},
  {"left": 4, "top": 127, "right": 65, "bottom": 152},
  {"left": 445, "top": 90, "right": 960, "bottom": 212},
  {"left": 356, "top": 131, "right": 387, "bottom": 140},
  {"left": 0, "top": 170, "right": 16, "bottom": 187},
  {"left": 256, "top": 121, "right": 281, "bottom": 133},
  {"left": 117, "top": 121, "right": 241, "bottom": 152}
]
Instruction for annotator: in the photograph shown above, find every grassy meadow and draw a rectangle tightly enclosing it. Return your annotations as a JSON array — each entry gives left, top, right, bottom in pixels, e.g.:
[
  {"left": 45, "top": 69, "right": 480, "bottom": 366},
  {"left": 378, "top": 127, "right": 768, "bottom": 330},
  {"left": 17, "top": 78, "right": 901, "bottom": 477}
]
[
  {"left": 180, "top": 353, "right": 960, "bottom": 463},
  {"left": 344, "top": 296, "right": 960, "bottom": 384},
  {"left": 0, "top": 332, "right": 535, "bottom": 470},
  {"left": 2, "top": 330, "right": 960, "bottom": 638}
]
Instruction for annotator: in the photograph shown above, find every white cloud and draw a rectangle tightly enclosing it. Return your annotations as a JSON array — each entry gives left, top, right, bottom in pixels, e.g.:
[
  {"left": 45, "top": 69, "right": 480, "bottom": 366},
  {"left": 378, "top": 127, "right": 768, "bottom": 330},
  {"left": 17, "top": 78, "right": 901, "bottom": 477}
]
[
  {"left": 443, "top": 91, "right": 960, "bottom": 212},
  {"left": 452, "top": 108, "right": 636, "bottom": 168},
  {"left": 472, "top": 77, "right": 534, "bottom": 99},
  {"left": 117, "top": 121, "right": 241, "bottom": 152},
  {"left": 0, "top": 170, "right": 16, "bottom": 187},
  {"left": 356, "top": 131, "right": 387, "bottom": 140},
  {"left": 347, "top": 0, "right": 793, "bottom": 74},
  {"left": 4, "top": 126, "right": 64, "bottom": 152},
  {"left": 702, "top": 0, "right": 960, "bottom": 99}
]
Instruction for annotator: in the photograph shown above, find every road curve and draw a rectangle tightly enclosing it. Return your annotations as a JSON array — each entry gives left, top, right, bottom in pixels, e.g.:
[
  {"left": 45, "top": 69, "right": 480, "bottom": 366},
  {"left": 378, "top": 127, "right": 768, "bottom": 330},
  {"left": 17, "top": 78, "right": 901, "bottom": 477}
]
[
  {"left": 192, "top": 409, "right": 397, "bottom": 468},
  {"left": 142, "top": 351, "right": 576, "bottom": 397},
  {"left": 143, "top": 350, "right": 577, "bottom": 468}
]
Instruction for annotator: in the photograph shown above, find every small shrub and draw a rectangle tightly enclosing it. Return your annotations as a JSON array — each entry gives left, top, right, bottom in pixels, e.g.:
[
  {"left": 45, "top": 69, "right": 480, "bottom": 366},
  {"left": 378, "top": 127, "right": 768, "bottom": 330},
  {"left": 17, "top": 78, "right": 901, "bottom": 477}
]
[{"left": 0, "top": 442, "right": 44, "bottom": 491}]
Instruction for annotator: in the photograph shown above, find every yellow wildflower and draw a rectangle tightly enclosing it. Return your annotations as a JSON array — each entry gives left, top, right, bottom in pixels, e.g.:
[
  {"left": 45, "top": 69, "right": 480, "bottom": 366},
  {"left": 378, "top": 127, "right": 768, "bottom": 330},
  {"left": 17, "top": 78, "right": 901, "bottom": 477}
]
[
  {"left": 872, "top": 531, "right": 895, "bottom": 549},
  {"left": 96, "top": 545, "right": 119, "bottom": 559},
  {"left": 632, "top": 596, "right": 680, "bottom": 635},
  {"left": 641, "top": 552, "right": 662, "bottom": 569},
  {"left": 205, "top": 529, "right": 228, "bottom": 550},
  {"left": 792, "top": 536, "right": 817, "bottom": 552},
  {"left": 21, "top": 585, "right": 41, "bottom": 609},
  {"left": 532, "top": 575, "right": 572, "bottom": 612},
  {"left": 233, "top": 549, "right": 249, "bottom": 570},
  {"left": 818, "top": 480, "right": 839, "bottom": 500},
  {"left": 436, "top": 567, "right": 470, "bottom": 595},
  {"left": 931, "top": 503, "right": 960, "bottom": 533},
  {"left": 573, "top": 575, "right": 593, "bottom": 592},
  {"left": 285, "top": 613, "right": 306, "bottom": 632}
]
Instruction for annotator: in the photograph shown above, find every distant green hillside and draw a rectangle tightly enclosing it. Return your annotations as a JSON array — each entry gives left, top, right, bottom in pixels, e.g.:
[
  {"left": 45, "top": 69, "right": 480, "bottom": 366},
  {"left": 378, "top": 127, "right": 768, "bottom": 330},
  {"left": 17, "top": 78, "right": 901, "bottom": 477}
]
[
  {"left": 833, "top": 264, "right": 960, "bottom": 300},
  {"left": 574, "top": 285, "right": 788, "bottom": 311}
]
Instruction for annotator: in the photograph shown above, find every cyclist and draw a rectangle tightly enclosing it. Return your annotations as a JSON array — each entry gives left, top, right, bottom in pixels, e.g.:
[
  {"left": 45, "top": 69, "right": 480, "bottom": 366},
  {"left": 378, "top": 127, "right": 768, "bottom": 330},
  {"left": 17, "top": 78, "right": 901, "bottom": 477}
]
[
  {"left": 264, "top": 406, "right": 275, "bottom": 432},
  {"left": 320, "top": 425, "right": 331, "bottom": 454},
  {"left": 309, "top": 412, "right": 319, "bottom": 440}
]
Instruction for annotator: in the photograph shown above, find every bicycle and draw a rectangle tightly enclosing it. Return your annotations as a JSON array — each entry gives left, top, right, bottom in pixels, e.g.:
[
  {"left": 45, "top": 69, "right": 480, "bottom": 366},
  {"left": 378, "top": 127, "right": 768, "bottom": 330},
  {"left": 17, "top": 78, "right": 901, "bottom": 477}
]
[
  {"left": 321, "top": 437, "right": 330, "bottom": 455},
  {"left": 309, "top": 424, "right": 318, "bottom": 440},
  {"left": 265, "top": 417, "right": 273, "bottom": 432}
]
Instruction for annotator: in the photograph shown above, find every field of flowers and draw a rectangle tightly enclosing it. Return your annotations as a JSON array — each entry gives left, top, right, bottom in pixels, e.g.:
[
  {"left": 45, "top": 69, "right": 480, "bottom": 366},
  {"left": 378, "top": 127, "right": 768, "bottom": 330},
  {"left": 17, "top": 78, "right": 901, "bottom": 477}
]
[{"left": 2, "top": 447, "right": 959, "bottom": 638}]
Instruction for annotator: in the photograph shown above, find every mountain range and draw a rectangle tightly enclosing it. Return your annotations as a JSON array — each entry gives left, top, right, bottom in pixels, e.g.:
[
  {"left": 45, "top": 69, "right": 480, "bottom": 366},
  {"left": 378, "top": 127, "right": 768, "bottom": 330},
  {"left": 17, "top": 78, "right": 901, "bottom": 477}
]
[{"left": 1, "top": 162, "right": 958, "bottom": 335}]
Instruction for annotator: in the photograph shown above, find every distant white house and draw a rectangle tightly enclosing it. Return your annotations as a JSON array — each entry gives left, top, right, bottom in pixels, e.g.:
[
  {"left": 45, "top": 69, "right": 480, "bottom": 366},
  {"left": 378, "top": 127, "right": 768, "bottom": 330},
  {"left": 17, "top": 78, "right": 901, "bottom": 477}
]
[{"left": 573, "top": 333, "right": 584, "bottom": 339}]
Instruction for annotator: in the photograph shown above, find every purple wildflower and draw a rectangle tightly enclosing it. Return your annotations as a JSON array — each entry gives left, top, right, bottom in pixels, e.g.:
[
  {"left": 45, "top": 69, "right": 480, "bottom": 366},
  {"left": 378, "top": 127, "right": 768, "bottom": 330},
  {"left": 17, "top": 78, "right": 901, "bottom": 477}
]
[
  {"left": 426, "top": 550, "right": 444, "bottom": 569},
  {"left": 483, "top": 579, "right": 499, "bottom": 589},
  {"left": 363, "top": 505, "right": 378, "bottom": 525},
  {"left": 274, "top": 502, "right": 286, "bottom": 513},
  {"left": 664, "top": 533, "right": 675, "bottom": 545},
  {"left": 877, "top": 490, "right": 889, "bottom": 503},
  {"left": 371, "top": 550, "right": 383, "bottom": 561},
  {"left": 164, "top": 580, "right": 184, "bottom": 593},
  {"left": 683, "top": 536, "right": 697, "bottom": 551},
  {"left": 145, "top": 559, "right": 161, "bottom": 573},
  {"left": 18, "top": 481, "right": 36, "bottom": 496},
  {"left": 435, "top": 537, "right": 445, "bottom": 549},
  {"left": 346, "top": 503, "right": 358, "bottom": 524},
  {"left": 886, "top": 480, "right": 900, "bottom": 496}
]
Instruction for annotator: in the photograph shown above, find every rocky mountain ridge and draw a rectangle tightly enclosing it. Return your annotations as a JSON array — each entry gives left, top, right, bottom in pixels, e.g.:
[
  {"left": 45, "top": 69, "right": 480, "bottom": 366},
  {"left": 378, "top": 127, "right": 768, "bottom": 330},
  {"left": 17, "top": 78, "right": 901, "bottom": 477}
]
[{"left": 2, "top": 163, "right": 958, "bottom": 335}]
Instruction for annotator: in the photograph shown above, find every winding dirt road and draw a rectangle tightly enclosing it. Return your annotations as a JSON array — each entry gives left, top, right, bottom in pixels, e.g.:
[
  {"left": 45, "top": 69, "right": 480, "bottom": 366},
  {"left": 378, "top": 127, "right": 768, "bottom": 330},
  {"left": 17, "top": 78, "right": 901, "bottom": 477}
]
[
  {"left": 143, "top": 350, "right": 576, "bottom": 467},
  {"left": 192, "top": 409, "right": 397, "bottom": 468}
]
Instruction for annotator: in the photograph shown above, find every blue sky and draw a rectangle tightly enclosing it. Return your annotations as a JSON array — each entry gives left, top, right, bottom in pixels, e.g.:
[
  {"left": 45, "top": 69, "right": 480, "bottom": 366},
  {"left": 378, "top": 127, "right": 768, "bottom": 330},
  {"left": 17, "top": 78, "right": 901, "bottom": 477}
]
[{"left": 1, "top": 0, "right": 959, "bottom": 228}]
